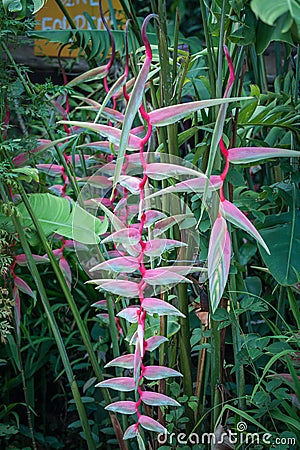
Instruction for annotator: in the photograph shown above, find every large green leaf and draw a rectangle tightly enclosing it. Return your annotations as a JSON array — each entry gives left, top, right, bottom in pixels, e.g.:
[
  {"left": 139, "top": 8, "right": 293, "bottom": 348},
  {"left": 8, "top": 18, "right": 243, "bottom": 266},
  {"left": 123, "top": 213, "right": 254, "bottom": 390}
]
[
  {"left": 17, "top": 193, "right": 107, "bottom": 245},
  {"left": 259, "top": 212, "right": 300, "bottom": 285},
  {"left": 251, "top": 0, "right": 300, "bottom": 31}
]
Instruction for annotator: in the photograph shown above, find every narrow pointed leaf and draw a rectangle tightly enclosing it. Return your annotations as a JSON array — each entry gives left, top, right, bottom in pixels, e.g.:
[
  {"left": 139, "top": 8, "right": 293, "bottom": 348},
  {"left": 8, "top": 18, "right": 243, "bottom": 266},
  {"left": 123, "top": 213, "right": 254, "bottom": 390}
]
[
  {"left": 101, "top": 228, "right": 141, "bottom": 245},
  {"left": 143, "top": 365, "right": 182, "bottom": 380},
  {"left": 96, "top": 377, "right": 135, "bottom": 391},
  {"left": 144, "top": 239, "right": 187, "bottom": 257},
  {"left": 57, "top": 122, "right": 142, "bottom": 151},
  {"left": 144, "top": 268, "right": 192, "bottom": 285},
  {"left": 15, "top": 254, "right": 49, "bottom": 266},
  {"left": 93, "top": 200, "right": 125, "bottom": 231},
  {"left": 145, "top": 336, "right": 169, "bottom": 352},
  {"left": 102, "top": 107, "right": 125, "bottom": 123},
  {"left": 146, "top": 175, "right": 222, "bottom": 199},
  {"left": 14, "top": 276, "right": 35, "bottom": 298},
  {"left": 131, "top": 125, "right": 146, "bottom": 137},
  {"left": 123, "top": 423, "right": 139, "bottom": 440},
  {"left": 139, "top": 415, "right": 167, "bottom": 434},
  {"left": 97, "top": 280, "right": 140, "bottom": 298},
  {"left": 105, "top": 401, "right": 137, "bottom": 414},
  {"left": 94, "top": 73, "right": 127, "bottom": 123},
  {"left": 148, "top": 97, "right": 248, "bottom": 127},
  {"left": 90, "top": 256, "right": 140, "bottom": 273},
  {"left": 78, "top": 176, "right": 112, "bottom": 189},
  {"left": 36, "top": 164, "right": 63, "bottom": 176},
  {"left": 91, "top": 299, "right": 107, "bottom": 309},
  {"left": 12, "top": 136, "right": 71, "bottom": 167},
  {"left": 141, "top": 391, "right": 180, "bottom": 407},
  {"left": 144, "top": 210, "right": 167, "bottom": 227},
  {"left": 145, "top": 163, "right": 201, "bottom": 180},
  {"left": 228, "top": 147, "right": 300, "bottom": 164},
  {"left": 153, "top": 214, "right": 197, "bottom": 236},
  {"left": 79, "top": 141, "right": 113, "bottom": 153},
  {"left": 105, "top": 354, "right": 135, "bottom": 369},
  {"left": 67, "top": 65, "right": 108, "bottom": 86},
  {"left": 117, "top": 306, "right": 139, "bottom": 323},
  {"left": 112, "top": 175, "right": 142, "bottom": 194},
  {"left": 208, "top": 216, "right": 231, "bottom": 313},
  {"left": 221, "top": 199, "right": 270, "bottom": 254},
  {"left": 59, "top": 256, "right": 72, "bottom": 289},
  {"left": 142, "top": 298, "right": 185, "bottom": 317}
]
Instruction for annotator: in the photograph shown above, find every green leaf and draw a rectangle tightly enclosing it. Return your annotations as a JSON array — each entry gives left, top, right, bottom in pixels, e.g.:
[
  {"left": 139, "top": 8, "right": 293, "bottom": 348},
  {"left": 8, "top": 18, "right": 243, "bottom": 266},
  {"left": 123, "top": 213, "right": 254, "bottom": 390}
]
[
  {"left": 12, "top": 167, "right": 39, "bottom": 183},
  {"left": 259, "top": 212, "right": 300, "bottom": 285},
  {"left": 17, "top": 193, "right": 107, "bottom": 245}
]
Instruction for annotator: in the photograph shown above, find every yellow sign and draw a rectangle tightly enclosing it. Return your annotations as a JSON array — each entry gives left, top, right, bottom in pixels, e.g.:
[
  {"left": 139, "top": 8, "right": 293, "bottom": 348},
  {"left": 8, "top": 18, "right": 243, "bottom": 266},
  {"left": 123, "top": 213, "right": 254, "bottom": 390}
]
[{"left": 34, "top": 0, "right": 123, "bottom": 57}]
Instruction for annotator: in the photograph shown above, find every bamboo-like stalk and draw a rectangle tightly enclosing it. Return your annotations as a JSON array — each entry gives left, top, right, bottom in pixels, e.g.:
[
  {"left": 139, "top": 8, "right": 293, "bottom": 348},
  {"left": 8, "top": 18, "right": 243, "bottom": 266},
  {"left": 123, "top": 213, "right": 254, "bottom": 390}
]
[
  {"left": 199, "top": 0, "right": 216, "bottom": 97},
  {"left": 216, "top": 0, "right": 227, "bottom": 98},
  {"left": 210, "top": 314, "right": 221, "bottom": 428}
]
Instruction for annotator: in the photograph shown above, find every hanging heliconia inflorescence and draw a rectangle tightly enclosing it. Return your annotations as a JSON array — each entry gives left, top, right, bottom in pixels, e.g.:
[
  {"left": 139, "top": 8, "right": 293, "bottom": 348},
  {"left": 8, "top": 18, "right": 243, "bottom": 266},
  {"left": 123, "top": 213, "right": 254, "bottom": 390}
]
[{"left": 59, "top": 6, "right": 300, "bottom": 446}]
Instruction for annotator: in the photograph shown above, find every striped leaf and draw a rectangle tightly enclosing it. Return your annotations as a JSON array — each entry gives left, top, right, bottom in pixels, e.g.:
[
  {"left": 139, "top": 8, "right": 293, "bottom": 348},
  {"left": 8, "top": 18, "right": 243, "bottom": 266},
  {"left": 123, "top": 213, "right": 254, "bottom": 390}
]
[
  {"left": 105, "top": 401, "right": 137, "bottom": 414},
  {"left": 141, "top": 391, "right": 180, "bottom": 407},
  {"left": 96, "top": 377, "right": 135, "bottom": 391},
  {"left": 228, "top": 147, "right": 300, "bottom": 164},
  {"left": 208, "top": 215, "right": 231, "bottom": 313}
]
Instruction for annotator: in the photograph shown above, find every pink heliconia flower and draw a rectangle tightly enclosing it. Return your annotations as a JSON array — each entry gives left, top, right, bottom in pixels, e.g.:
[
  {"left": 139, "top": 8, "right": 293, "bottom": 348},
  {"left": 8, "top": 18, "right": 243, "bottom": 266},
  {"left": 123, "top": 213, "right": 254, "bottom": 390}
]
[{"left": 208, "top": 215, "right": 231, "bottom": 313}]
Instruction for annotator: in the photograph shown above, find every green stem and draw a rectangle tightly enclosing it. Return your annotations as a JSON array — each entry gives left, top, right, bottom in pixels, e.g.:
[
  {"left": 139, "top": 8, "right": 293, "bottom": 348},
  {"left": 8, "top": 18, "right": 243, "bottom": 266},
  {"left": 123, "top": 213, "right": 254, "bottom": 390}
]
[
  {"left": 230, "top": 232, "right": 246, "bottom": 413},
  {"left": 178, "top": 284, "right": 194, "bottom": 432},
  {"left": 17, "top": 338, "right": 38, "bottom": 450},
  {"left": 229, "top": 274, "right": 246, "bottom": 413},
  {"left": 287, "top": 287, "right": 300, "bottom": 330},
  {"left": 10, "top": 214, "right": 97, "bottom": 450},
  {"left": 294, "top": 44, "right": 300, "bottom": 104},
  {"left": 199, "top": 0, "right": 216, "bottom": 97},
  {"left": 216, "top": 0, "right": 227, "bottom": 98},
  {"left": 210, "top": 315, "right": 221, "bottom": 428},
  {"left": 118, "top": 0, "right": 143, "bottom": 45},
  {"left": 172, "top": 8, "right": 180, "bottom": 83}
]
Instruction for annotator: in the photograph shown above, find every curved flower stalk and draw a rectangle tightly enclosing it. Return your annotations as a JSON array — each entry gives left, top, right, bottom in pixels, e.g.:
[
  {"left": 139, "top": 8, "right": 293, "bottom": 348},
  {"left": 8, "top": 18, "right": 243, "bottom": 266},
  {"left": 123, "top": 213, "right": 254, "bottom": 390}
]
[
  {"left": 63, "top": 20, "right": 300, "bottom": 444},
  {"left": 139, "top": 46, "right": 300, "bottom": 313},
  {"left": 66, "top": 0, "right": 116, "bottom": 88},
  {"left": 84, "top": 16, "right": 204, "bottom": 445},
  {"left": 206, "top": 48, "right": 300, "bottom": 313}
]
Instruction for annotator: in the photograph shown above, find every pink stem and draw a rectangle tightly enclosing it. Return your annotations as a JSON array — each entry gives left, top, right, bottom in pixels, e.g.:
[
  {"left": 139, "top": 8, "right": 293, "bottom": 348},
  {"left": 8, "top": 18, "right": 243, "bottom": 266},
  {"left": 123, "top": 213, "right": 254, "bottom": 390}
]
[
  {"left": 219, "top": 138, "right": 229, "bottom": 202},
  {"left": 99, "top": 0, "right": 116, "bottom": 93}
]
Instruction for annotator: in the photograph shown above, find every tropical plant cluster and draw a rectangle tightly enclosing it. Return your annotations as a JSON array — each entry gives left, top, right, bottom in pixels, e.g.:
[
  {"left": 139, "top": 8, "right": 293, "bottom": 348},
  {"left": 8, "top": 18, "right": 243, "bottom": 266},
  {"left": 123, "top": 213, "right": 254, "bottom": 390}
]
[{"left": 0, "top": 0, "right": 300, "bottom": 449}]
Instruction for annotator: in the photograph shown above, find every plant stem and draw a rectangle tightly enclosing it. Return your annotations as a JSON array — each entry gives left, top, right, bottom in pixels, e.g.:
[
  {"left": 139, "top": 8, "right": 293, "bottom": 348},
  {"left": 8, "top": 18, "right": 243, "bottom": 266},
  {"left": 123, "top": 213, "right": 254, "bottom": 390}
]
[
  {"left": 199, "top": 0, "right": 216, "bottom": 97},
  {"left": 216, "top": 0, "right": 227, "bottom": 98},
  {"left": 10, "top": 213, "right": 97, "bottom": 450},
  {"left": 294, "top": 44, "right": 300, "bottom": 104},
  {"left": 210, "top": 315, "right": 221, "bottom": 428},
  {"left": 287, "top": 287, "right": 300, "bottom": 330}
]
